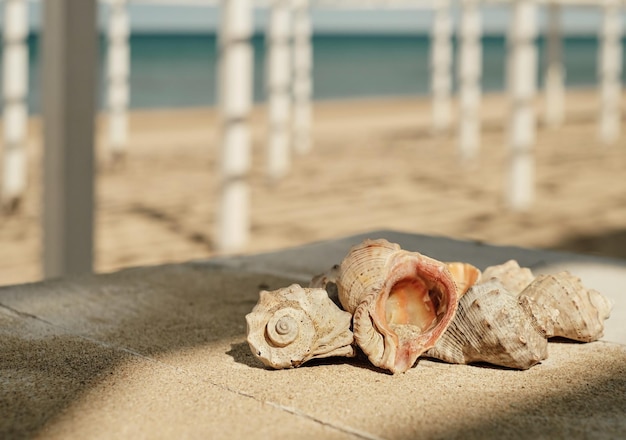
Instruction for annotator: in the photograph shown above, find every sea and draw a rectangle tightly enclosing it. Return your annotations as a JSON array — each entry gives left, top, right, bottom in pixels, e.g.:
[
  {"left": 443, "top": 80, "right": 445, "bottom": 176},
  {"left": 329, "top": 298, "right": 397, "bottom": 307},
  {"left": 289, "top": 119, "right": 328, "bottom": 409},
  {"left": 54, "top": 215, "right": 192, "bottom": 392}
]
[{"left": 6, "top": 33, "right": 626, "bottom": 113}]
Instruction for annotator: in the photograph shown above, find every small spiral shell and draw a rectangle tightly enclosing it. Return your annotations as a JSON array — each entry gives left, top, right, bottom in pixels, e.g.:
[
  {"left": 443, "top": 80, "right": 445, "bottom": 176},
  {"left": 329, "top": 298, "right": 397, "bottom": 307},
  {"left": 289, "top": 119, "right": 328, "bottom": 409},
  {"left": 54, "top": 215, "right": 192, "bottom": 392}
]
[{"left": 246, "top": 284, "right": 355, "bottom": 369}]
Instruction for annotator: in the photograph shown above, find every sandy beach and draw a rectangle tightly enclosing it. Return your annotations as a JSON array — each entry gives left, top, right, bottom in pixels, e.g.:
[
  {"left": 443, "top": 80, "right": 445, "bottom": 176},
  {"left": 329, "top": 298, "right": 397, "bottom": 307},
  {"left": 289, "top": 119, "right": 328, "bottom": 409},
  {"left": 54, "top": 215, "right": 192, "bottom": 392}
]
[{"left": 1, "top": 88, "right": 625, "bottom": 286}]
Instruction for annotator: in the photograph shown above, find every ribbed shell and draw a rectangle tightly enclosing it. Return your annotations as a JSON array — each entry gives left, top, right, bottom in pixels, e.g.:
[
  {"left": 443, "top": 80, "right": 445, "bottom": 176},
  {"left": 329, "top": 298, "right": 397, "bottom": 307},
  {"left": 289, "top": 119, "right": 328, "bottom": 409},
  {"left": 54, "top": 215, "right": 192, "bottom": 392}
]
[
  {"left": 337, "top": 239, "right": 401, "bottom": 313},
  {"left": 425, "top": 280, "right": 548, "bottom": 370},
  {"left": 246, "top": 284, "right": 355, "bottom": 369},
  {"left": 481, "top": 260, "right": 534, "bottom": 295},
  {"left": 518, "top": 272, "right": 613, "bottom": 342},
  {"left": 336, "top": 239, "right": 458, "bottom": 374}
]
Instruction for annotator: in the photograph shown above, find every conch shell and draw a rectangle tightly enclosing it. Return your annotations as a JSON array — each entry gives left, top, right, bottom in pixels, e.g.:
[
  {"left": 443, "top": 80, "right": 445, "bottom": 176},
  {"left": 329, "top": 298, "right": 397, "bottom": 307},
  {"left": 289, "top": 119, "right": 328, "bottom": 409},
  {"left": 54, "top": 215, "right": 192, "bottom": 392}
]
[
  {"left": 518, "top": 272, "right": 613, "bottom": 342},
  {"left": 336, "top": 239, "right": 458, "bottom": 374},
  {"left": 246, "top": 284, "right": 355, "bottom": 369},
  {"left": 482, "top": 260, "right": 534, "bottom": 295},
  {"left": 426, "top": 280, "right": 548, "bottom": 369}
]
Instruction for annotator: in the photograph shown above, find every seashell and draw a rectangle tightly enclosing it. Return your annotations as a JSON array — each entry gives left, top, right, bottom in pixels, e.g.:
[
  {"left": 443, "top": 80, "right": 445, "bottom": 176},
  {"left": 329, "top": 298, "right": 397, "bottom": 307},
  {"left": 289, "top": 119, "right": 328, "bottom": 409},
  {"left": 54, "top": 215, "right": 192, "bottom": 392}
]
[
  {"left": 518, "top": 272, "right": 613, "bottom": 342},
  {"left": 425, "top": 280, "right": 548, "bottom": 370},
  {"left": 481, "top": 260, "right": 534, "bottom": 295},
  {"left": 446, "top": 262, "right": 481, "bottom": 296},
  {"left": 246, "top": 284, "right": 355, "bottom": 369},
  {"left": 336, "top": 239, "right": 458, "bottom": 374}
]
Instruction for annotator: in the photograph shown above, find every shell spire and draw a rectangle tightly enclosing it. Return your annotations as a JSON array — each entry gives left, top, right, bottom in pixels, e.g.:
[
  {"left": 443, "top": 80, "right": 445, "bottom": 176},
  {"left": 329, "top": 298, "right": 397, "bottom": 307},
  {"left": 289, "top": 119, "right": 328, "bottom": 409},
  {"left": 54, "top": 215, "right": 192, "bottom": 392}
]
[{"left": 336, "top": 239, "right": 458, "bottom": 374}]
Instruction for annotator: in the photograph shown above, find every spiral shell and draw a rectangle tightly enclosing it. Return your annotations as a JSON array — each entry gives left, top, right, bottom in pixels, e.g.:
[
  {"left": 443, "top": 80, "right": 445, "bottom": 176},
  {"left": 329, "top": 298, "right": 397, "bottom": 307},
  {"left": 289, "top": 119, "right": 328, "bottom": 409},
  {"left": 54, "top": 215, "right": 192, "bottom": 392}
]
[
  {"left": 246, "top": 284, "right": 355, "bottom": 369},
  {"left": 425, "top": 280, "right": 548, "bottom": 369},
  {"left": 481, "top": 260, "right": 534, "bottom": 295},
  {"left": 336, "top": 239, "right": 458, "bottom": 374},
  {"left": 518, "top": 271, "right": 613, "bottom": 342}
]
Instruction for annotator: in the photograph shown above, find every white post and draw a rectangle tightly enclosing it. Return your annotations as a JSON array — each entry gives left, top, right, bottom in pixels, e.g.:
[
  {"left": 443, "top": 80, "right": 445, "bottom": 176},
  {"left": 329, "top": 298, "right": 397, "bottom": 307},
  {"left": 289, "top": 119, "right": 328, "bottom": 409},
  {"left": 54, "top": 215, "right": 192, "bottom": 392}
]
[
  {"left": 431, "top": 0, "right": 452, "bottom": 134},
  {"left": 292, "top": 0, "right": 312, "bottom": 155},
  {"left": 2, "top": 0, "right": 29, "bottom": 212},
  {"left": 598, "top": 0, "right": 622, "bottom": 145},
  {"left": 216, "top": 0, "right": 253, "bottom": 252},
  {"left": 42, "top": 0, "right": 97, "bottom": 277},
  {"left": 107, "top": 0, "right": 130, "bottom": 163},
  {"left": 506, "top": 0, "right": 538, "bottom": 211},
  {"left": 544, "top": 2, "right": 564, "bottom": 128},
  {"left": 458, "top": 0, "right": 482, "bottom": 162},
  {"left": 266, "top": 0, "right": 292, "bottom": 181}
]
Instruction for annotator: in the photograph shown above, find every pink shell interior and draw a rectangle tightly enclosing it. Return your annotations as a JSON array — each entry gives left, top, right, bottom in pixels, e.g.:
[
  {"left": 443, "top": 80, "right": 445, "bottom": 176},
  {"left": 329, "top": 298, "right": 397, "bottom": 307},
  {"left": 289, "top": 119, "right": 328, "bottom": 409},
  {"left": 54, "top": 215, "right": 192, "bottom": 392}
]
[{"left": 373, "top": 253, "right": 458, "bottom": 373}]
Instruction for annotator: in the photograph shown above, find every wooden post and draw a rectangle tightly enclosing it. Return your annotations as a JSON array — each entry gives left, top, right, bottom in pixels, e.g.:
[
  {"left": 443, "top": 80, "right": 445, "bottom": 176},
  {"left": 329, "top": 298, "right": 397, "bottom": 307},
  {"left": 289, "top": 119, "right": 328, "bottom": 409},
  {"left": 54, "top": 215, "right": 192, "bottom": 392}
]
[
  {"left": 292, "top": 0, "right": 312, "bottom": 155},
  {"left": 458, "top": 0, "right": 482, "bottom": 162},
  {"left": 544, "top": 2, "right": 564, "bottom": 128},
  {"left": 506, "top": 0, "right": 537, "bottom": 211},
  {"left": 42, "top": 0, "right": 97, "bottom": 278},
  {"left": 266, "top": 0, "right": 292, "bottom": 180},
  {"left": 2, "top": 0, "right": 29, "bottom": 212},
  {"left": 598, "top": 0, "right": 622, "bottom": 145},
  {"left": 431, "top": 0, "right": 452, "bottom": 134},
  {"left": 107, "top": 0, "right": 130, "bottom": 163},
  {"left": 216, "top": 0, "right": 253, "bottom": 252}
]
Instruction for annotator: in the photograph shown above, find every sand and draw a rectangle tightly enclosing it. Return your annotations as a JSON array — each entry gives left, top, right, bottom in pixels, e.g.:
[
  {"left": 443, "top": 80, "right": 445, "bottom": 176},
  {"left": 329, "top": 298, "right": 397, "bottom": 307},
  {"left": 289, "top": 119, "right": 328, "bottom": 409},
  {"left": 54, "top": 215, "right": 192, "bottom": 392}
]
[
  {"left": 1, "top": 88, "right": 625, "bottom": 286},
  {"left": 2, "top": 244, "right": 625, "bottom": 439}
]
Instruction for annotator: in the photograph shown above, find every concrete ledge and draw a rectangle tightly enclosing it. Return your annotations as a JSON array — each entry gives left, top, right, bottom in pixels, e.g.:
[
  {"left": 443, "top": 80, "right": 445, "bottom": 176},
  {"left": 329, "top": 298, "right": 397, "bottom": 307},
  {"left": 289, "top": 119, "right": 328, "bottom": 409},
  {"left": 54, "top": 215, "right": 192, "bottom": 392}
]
[{"left": 1, "top": 231, "right": 625, "bottom": 439}]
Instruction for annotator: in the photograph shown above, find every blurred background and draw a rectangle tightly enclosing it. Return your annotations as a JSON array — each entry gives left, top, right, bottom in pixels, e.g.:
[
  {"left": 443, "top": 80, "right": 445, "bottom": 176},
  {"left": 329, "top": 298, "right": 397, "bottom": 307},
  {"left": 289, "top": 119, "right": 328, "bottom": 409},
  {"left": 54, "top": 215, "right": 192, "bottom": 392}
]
[{"left": 0, "top": 0, "right": 625, "bottom": 286}]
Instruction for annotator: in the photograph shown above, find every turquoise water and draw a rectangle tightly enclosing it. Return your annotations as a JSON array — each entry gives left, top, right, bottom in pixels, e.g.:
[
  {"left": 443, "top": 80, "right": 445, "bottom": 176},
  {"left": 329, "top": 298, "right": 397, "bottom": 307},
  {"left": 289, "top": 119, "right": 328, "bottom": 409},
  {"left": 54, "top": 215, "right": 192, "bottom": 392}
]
[{"left": 5, "top": 33, "right": 626, "bottom": 112}]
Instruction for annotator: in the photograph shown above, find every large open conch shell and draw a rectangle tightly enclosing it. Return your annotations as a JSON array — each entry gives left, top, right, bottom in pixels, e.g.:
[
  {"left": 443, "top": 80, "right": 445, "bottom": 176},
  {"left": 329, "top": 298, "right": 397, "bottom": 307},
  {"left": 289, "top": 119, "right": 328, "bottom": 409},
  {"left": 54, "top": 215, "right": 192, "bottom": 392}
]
[
  {"left": 425, "top": 280, "right": 548, "bottom": 369},
  {"left": 336, "top": 239, "right": 458, "bottom": 374},
  {"left": 518, "top": 272, "right": 613, "bottom": 342},
  {"left": 446, "top": 262, "right": 481, "bottom": 296},
  {"left": 246, "top": 284, "right": 355, "bottom": 369}
]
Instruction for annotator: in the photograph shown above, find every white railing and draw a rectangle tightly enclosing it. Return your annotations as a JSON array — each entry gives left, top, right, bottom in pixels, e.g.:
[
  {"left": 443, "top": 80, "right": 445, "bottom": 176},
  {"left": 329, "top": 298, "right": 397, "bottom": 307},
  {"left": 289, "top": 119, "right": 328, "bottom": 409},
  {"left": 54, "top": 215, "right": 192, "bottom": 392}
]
[
  {"left": 0, "top": 0, "right": 623, "bottom": 278},
  {"left": 1, "top": 0, "right": 28, "bottom": 212}
]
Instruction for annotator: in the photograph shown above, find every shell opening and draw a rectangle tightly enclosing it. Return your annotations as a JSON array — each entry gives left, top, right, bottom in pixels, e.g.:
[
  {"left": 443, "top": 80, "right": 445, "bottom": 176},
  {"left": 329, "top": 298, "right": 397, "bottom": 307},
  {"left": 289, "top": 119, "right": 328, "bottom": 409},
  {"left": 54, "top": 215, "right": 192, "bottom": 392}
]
[{"left": 385, "top": 277, "right": 446, "bottom": 333}]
